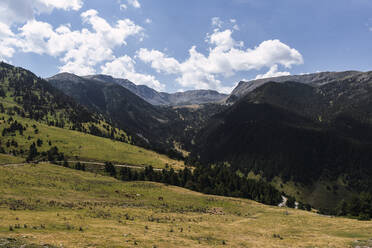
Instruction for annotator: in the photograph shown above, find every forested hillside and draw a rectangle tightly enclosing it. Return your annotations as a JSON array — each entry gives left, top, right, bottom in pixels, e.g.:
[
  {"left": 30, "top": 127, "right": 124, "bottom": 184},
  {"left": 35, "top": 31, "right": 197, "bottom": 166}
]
[{"left": 188, "top": 80, "right": 372, "bottom": 212}]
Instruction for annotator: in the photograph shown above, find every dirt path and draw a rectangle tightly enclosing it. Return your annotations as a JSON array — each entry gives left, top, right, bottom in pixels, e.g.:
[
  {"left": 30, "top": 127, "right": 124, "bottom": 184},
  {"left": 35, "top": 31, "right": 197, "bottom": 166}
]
[
  {"left": 0, "top": 160, "right": 163, "bottom": 171},
  {"left": 0, "top": 163, "right": 29, "bottom": 167}
]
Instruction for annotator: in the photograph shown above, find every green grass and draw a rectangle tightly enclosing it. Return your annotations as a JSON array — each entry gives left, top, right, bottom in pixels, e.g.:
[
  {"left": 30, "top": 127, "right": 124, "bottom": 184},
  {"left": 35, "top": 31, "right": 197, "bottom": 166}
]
[
  {"left": 1, "top": 163, "right": 372, "bottom": 247},
  {"left": 0, "top": 113, "right": 184, "bottom": 169},
  {"left": 270, "top": 176, "right": 356, "bottom": 209}
]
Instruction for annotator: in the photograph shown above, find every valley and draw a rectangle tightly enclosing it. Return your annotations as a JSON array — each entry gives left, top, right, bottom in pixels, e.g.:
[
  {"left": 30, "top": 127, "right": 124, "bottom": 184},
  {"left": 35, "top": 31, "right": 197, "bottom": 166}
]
[
  {"left": 2, "top": 1, "right": 372, "bottom": 247},
  {"left": 1, "top": 62, "right": 372, "bottom": 247}
]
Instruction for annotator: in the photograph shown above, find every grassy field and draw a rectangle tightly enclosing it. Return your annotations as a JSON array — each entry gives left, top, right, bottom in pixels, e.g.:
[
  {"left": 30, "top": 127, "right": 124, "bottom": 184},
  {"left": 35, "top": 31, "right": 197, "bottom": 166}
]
[
  {"left": 0, "top": 113, "right": 184, "bottom": 170},
  {"left": 0, "top": 163, "right": 371, "bottom": 247},
  {"left": 0, "top": 154, "right": 25, "bottom": 165}
]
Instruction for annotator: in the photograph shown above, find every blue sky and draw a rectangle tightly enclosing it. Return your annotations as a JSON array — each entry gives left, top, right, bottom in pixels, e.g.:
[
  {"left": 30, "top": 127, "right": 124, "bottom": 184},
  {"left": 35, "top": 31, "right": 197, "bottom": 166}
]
[{"left": 0, "top": 0, "right": 372, "bottom": 93}]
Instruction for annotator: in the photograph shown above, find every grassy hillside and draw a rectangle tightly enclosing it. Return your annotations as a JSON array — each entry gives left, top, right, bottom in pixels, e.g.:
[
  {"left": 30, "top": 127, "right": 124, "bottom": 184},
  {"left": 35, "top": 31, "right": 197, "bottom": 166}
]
[
  {"left": 0, "top": 113, "right": 183, "bottom": 169},
  {"left": 0, "top": 163, "right": 371, "bottom": 247},
  {"left": 0, "top": 154, "right": 24, "bottom": 164},
  {"left": 0, "top": 62, "right": 133, "bottom": 144}
]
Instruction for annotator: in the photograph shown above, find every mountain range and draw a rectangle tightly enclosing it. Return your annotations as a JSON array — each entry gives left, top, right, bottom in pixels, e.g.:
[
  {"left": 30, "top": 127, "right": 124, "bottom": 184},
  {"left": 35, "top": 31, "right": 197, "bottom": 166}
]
[
  {"left": 189, "top": 71, "right": 372, "bottom": 209},
  {"left": 3, "top": 61, "right": 372, "bottom": 211},
  {"left": 47, "top": 72, "right": 225, "bottom": 156},
  {"left": 80, "top": 74, "right": 227, "bottom": 106}
]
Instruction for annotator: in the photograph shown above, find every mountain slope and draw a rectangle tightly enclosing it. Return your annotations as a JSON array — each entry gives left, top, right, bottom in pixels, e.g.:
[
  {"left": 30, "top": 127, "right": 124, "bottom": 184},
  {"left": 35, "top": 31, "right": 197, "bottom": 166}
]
[
  {"left": 0, "top": 62, "right": 132, "bottom": 142},
  {"left": 0, "top": 112, "right": 182, "bottom": 168},
  {"left": 83, "top": 74, "right": 228, "bottom": 106},
  {"left": 83, "top": 74, "right": 170, "bottom": 105},
  {"left": 0, "top": 62, "right": 183, "bottom": 168},
  {"left": 160, "top": 89, "right": 228, "bottom": 106},
  {"left": 189, "top": 80, "right": 372, "bottom": 209},
  {"left": 226, "top": 70, "right": 362, "bottom": 103},
  {"left": 48, "top": 73, "right": 226, "bottom": 155},
  {"left": 0, "top": 62, "right": 93, "bottom": 127},
  {"left": 48, "top": 73, "right": 175, "bottom": 149}
]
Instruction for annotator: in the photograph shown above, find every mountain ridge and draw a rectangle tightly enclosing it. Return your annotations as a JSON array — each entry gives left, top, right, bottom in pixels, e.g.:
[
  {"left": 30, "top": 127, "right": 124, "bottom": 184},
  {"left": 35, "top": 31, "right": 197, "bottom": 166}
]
[
  {"left": 81, "top": 74, "right": 228, "bottom": 106},
  {"left": 226, "top": 70, "right": 365, "bottom": 103}
]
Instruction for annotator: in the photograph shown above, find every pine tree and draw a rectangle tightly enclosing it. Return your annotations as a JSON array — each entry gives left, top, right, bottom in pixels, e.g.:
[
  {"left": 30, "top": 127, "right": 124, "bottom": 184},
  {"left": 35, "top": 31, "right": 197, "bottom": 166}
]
[{"left": 27, "top": 143, "right": 38, "bottom": 162}]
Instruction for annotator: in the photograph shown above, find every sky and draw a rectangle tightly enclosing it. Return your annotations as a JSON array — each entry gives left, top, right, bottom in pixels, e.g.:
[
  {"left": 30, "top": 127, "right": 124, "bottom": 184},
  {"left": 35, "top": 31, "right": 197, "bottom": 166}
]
[{"left": 0, "top": 0, "right": 372, "bottom": 93}]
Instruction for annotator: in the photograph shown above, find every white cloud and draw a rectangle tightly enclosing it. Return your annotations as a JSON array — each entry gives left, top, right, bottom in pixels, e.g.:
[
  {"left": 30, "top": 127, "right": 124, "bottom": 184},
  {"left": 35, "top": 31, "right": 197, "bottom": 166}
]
[
  {"left": 127, "top": 0, "right": 141, "bottom": 8},
  {"left": 229, "top": 19, "right": 239, "bottom": 30},
  {"left": 0, "top": 0, "right": 83, "bottom": 61},
  {"left": 18, "top": 19, "right": 54, "bottom": 54},
  {"left": 0, "top": 5, "right": 152, "bottom": 87},
  {"left": 101, "top": 55, "right": 165, "bottom": 91},
  {"left": 37, "top": 0, "right": 82, "bottom": 11},
  {"left": 0, "top": 22, "right": 18, "bottom": 61},
  {"left": 255, "top": 64, "right": 290, "bottom": 79},
  {"left": 137, "top": 27, "right": 303, "bottom": 93},
  {"left": 211, "top": 17, "right": 223, "bottom": 28},
  {"left": 0, "top": 9, "right": 144, "bottom": 75},
  {"left": 0, "top": 0, "right": 83, "bottom": 25},
  {"left": 145, "top": 18, "right": 152, "bottom": 24},
  {"left": 0, "top": 22, "right": 14, "bottom": 37},
  {"left": 232, "top": 24, "right": 240, "bottom": 31},
  {"left": 137, "top": 48, "right": 180, "bottom": 74},
  {"left": 120, "top": 4, "right": 127, "bottom": 10}
]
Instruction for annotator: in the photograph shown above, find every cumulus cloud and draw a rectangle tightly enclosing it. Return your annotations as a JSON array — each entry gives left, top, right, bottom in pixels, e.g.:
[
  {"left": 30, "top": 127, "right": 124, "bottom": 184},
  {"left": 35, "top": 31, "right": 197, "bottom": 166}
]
[
  {"left": 0, "top": 22, "right": 18, "bottom": 61},
  {"left": 101, "top": 55, "right": 165, "bottom": 90},
  {"left": 137, "top": 48, "right": 180, "bottom": 74},
  {"left": 0, "top": 0, "right": 83, "bottom": 61},
  {"left": 0, "top": 5, "right": 158, "bottom": 87},
  {"left": 8, "top": 9, "right": 143, "bottom": 74},
  {"left": 0, "top": 0, "right": 83, "bottom": 25},
  {"left": 137, "top": 24, "right": 303, "bottom": 93},
  {"left": 255, "top": 64, "right": 290, "bottom": 79},
  {"left": 120, "top": 4, "right": 127, "bottom": 10}
]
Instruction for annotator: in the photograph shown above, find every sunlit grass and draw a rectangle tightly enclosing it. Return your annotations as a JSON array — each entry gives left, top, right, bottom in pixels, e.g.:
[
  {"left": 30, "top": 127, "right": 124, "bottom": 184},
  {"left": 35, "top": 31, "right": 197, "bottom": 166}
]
[
  {"left": 0, "top": 164, "right": 371, "bottom": 247},
  {"left": 0, "top": 113, "right": 183, "bottom": 169}
]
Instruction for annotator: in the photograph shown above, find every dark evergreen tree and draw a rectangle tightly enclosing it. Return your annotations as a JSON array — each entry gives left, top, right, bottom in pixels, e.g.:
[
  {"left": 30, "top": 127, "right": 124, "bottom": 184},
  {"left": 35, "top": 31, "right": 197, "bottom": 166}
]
[
  {"left": 27, "top": 143, "right": 38, "bottom": 162},
  {"left": 104, "top": 162, "right": 116, "bottom": 177}
]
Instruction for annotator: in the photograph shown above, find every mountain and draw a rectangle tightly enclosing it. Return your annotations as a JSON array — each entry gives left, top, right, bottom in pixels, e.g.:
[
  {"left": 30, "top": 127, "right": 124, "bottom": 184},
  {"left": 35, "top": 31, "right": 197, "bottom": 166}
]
[
  {"left": 226, "top": 71, "right": 362, "bottom": 103},
  {"left": 83, "top": 74, "right": 227, "bottom": 106},
  {"left": 188, "top": 78, "right": 372, "bottom": 209},
  {"left": 83, "top": 74, "right": 170, "bottom": 105},
  {"left": 0, "top": 62, "right": 186, "bottom": 166},
  {"left": 48, "top": 73, "right": 227, "bottom": 156},
  {"left": 47, "top": 73, "right": 177, "bottom": 150},
  {"left": 0, "top": 62, "right": 115, "bottom": 136},
  {"left": 159, "top": 89, "right": 228, "bottom": 106}
]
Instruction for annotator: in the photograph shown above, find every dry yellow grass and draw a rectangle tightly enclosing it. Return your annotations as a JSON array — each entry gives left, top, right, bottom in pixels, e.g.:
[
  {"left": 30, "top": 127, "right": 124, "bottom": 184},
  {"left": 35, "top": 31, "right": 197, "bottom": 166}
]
[{"left": 0, "top": 164, "right": 372, "bottom": 247}]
